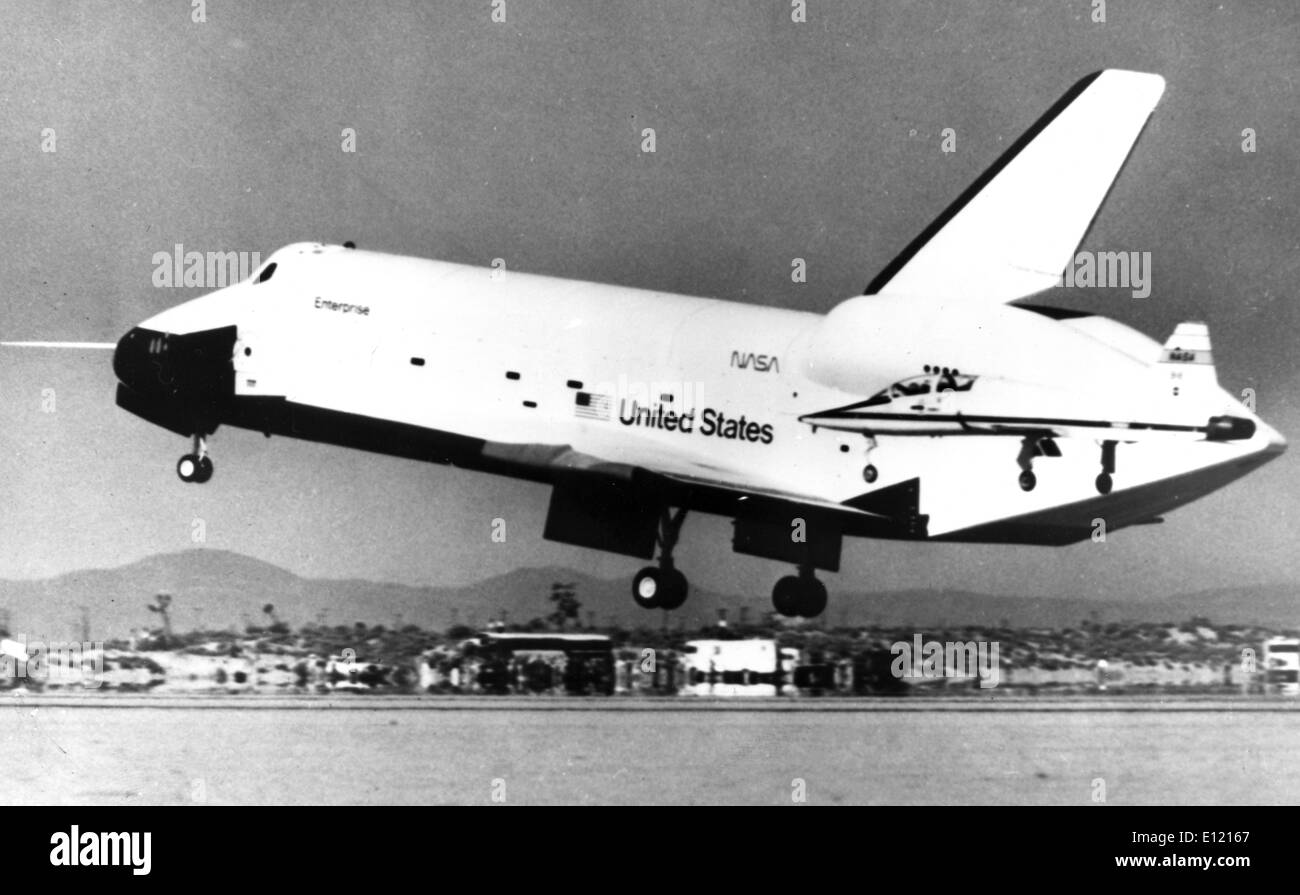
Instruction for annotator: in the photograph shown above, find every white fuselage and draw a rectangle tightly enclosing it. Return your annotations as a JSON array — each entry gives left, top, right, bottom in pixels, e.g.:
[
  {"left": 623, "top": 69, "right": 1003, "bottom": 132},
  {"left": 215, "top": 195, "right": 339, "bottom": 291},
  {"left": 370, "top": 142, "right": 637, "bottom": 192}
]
[{"left": 134, "top": 243, "right": 1284, "bottom": 541}]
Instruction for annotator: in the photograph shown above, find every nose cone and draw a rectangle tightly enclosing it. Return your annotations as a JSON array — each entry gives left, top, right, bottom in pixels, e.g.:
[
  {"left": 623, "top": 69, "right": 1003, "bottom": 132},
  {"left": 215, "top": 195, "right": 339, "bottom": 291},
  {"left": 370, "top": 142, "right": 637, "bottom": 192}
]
[
  {"left": 113, "top": 327, "right": 149, "bottom": 393},
  {"left": 113, "top": 327, "right": 169, "bottom": 397},
  {"left": 115, "top": 323, "right": 237, "bottom": 404},
  {"left": 113, "top": 324, "right": 238, "bottom": 434}
]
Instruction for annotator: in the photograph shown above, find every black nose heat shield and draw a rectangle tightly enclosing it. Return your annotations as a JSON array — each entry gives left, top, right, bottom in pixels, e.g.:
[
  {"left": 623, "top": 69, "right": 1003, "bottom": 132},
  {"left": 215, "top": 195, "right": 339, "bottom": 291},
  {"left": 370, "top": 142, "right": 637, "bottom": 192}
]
[{"left": 113, "top": 326, "right": 237, "bottom": 435}]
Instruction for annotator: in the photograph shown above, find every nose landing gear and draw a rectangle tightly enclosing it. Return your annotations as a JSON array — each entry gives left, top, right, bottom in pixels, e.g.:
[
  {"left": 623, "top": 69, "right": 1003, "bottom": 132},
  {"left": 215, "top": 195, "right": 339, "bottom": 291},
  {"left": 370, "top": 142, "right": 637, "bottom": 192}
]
[
  {"left": 177, "top": 432, "right": 213, "bottom": 484},
  {"left": 631, "top": 508, "right": 690, "bottom": 610}
]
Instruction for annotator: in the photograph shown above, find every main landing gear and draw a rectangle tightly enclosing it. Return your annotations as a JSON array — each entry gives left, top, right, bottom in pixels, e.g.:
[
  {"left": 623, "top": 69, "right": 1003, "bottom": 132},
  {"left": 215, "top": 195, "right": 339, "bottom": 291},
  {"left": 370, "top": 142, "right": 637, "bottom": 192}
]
[
  {"left": 177, "top": 431, "right": 214, "bottom": 484},
  {"left": 771, "top": 565, "right": 827, "bottom": 619},
  {"left": 631, "top": 508, "right": 689, "bottom": 610},
  {"left": 1014, "top": 436, "right": 1119, "bottom": 495},
  {"left": 628, "top": 506, "right": 831, "bottom": 619},
  {"left": 1015, "top": 435, "right": 1060, "bottom": 492}
]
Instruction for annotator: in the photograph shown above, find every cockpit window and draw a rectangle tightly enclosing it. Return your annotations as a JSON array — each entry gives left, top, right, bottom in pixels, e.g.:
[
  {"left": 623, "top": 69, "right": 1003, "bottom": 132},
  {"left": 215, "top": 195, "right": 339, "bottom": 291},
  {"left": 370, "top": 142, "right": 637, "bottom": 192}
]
[
  {"left": 862, "top": 370, "right": 976, "bottom": 407},
  {"left": 254, "top": 262, "right": 277, "bottom": 284},
  {"left": 933, "top": 369, "right": 975, "bottom": 393},
  {"left": 895, "top": 380, "right": 931, "bottom": 397}
]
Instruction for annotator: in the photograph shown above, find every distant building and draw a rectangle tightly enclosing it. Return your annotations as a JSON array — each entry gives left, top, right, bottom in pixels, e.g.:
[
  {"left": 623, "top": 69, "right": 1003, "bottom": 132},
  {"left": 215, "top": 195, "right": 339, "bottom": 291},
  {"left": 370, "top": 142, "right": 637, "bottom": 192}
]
[
  {"left": 1262, "top": 637, "right": 1300, "bottom": 695},
  {"left": 679, "top": 639, "right": 798, "bottom": 697}
]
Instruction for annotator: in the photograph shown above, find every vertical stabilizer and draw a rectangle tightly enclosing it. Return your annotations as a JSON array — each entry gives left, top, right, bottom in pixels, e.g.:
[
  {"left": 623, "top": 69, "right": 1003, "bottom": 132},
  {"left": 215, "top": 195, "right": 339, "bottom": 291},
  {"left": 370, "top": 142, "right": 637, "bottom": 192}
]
[{"left": 1159, "top": 321, "right": 1218, "bottom": 394}]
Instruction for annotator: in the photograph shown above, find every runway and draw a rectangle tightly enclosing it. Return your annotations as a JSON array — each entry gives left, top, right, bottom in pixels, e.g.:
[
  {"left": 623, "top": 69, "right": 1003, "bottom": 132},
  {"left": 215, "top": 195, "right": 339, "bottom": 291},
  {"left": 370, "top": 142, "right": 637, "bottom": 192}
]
[{"left": 4, "top": 695, "right": 1296, "bottom": 804}]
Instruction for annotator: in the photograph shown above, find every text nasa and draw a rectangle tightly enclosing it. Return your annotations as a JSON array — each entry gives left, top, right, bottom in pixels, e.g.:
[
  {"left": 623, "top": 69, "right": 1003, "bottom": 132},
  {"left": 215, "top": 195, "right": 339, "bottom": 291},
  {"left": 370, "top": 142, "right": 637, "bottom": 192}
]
[{"left": 618, "top": 399, "right": 774, "bottom": 444}]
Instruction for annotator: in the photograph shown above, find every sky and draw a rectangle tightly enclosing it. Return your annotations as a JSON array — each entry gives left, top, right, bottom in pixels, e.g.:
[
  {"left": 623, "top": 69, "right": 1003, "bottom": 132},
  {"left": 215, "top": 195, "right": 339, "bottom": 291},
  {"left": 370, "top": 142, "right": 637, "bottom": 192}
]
[{"left": 0, "top": 0, "right": 1296, "bottom": 607}]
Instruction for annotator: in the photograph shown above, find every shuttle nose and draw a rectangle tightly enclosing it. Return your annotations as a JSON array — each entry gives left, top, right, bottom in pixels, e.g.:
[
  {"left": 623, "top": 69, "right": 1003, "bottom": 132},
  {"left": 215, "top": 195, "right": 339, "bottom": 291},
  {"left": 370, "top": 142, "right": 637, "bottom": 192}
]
[
  {"left": 112, "top": 324, "right": 238, "bottom": 434},
  {"left": 112, "top": 327, "right": 167, "bottom": 396},
  {"left": 112, "top": 324, "right": 237, "bottom": 406}
]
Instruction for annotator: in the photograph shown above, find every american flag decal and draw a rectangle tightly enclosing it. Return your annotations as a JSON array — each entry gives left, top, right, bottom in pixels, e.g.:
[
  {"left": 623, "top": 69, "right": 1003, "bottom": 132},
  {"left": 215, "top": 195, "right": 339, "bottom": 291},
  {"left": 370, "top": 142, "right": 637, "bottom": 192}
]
[{"left": 574, "top": 391, "right": 611, "bottom": 421}]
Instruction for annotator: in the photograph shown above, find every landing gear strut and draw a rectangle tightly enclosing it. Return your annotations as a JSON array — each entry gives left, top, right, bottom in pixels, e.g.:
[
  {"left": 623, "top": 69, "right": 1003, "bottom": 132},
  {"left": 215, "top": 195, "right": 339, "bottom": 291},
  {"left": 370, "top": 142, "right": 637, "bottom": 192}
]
[
  {"left": 631, "top": 508, "right": 689, "bottom": 610},
  {"left": 1015, "top": 435, "right": 1060, "bottom": 492},
  {"left": 1095, "top": 440, "right": 1117, "bottom": 495},
  {"left": 862, "top": 435, "right": 879, "bottom": 484},
  {"left": 771, "top": 565, "right": 828, "bottom": 619},
  {"left": 177, "top": 431, "right": 213, "bottom": 484},
  {"left": 1016, "top": 437, "right": 1038, "bottom": 492}
]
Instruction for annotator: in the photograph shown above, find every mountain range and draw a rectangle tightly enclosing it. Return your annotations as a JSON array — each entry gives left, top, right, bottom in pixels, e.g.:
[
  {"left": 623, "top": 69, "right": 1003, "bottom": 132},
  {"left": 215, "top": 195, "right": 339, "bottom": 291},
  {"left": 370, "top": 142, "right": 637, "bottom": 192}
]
[{"left": 0, "top": 549, "right": 1295, "bottom": 641}]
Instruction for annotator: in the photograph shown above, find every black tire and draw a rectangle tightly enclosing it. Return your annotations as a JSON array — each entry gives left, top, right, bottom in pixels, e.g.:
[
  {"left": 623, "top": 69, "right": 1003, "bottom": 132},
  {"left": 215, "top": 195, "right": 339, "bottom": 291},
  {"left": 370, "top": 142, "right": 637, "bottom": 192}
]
[
  {"left": 177, "top": 454, "right": 199, "bottom": 482},
  {"left": 797, "top": 578, "right": 828, "bottom": 618},
  {"left": 772, "top": 576, "right": 802, "bottom": 617},
  {"left": 1095, "top": 472, "right": 1113, "bottom": 495},
  {"left": 632, "top": 567, "right": 662, "bottom": 609},
  {"left": 657, "top": 568, "right": 689, "bottom": 610},
  {"left": 1018, "top": 470, "right": 1036, "bottom": 492},
  {"left": 195, "top": 456, "right": 214, "bottom": 483}
]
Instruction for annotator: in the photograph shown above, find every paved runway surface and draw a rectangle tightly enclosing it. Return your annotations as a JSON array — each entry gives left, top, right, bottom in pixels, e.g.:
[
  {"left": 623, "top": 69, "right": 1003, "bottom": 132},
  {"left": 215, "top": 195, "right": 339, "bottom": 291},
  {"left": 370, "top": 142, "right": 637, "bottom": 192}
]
[{"left": 3, "top": 696, "right": 1295, "bottom": 804}]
